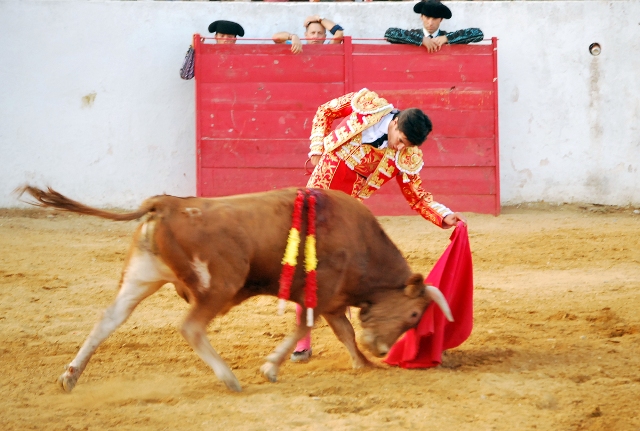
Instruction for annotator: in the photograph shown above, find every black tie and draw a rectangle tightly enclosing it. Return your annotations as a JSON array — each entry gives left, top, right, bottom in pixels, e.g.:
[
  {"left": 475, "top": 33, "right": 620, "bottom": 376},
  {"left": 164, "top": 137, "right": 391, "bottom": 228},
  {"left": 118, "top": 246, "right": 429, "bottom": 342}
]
[{"left": 368, "top": 134, "right": 388, "bottom": 148}]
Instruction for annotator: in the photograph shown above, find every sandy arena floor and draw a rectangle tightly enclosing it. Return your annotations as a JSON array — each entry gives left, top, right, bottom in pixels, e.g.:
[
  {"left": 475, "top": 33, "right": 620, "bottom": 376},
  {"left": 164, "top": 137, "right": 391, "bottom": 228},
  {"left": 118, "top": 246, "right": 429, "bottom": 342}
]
[{"left": 1, "top": 203, "right": 639, "bottom": 431}]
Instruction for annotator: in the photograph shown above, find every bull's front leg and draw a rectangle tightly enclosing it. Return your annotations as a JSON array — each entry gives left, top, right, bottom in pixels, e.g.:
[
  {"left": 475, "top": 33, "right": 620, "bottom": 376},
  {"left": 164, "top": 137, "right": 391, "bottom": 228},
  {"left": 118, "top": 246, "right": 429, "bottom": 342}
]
[
  {"left": 323, "top": 312, "right": 372, "bottom": 369},
  {"left": 260, "top": 324, "right": 311, "bottom": 383}
]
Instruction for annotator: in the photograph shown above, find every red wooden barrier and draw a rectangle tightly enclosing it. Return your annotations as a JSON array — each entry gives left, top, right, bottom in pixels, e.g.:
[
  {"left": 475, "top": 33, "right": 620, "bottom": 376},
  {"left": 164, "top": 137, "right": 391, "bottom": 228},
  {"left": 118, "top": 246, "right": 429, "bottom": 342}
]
[{"left": 194, "top": 35, "right": 500, "bottom": 215}]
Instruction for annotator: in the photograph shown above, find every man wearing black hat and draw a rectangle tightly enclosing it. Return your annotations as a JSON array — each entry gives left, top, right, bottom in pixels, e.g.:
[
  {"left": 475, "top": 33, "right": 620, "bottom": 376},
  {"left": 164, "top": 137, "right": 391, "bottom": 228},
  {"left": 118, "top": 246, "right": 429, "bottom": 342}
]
[
  {"left": 208, "top": 20, "right": 245, "bottom": 44},
  {"left": 179, "top": 20, "right": 244, "bottom": 80},
  {"left": 385, "top": 0, "right": 483, "bottom": 53}
]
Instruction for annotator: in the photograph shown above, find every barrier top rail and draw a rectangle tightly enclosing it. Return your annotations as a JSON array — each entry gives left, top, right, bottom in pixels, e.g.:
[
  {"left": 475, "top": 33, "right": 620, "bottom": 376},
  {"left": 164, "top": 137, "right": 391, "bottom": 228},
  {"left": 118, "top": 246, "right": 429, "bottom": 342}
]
[{"left": 197, "top": 36, "right": 494, "bottom": 43}]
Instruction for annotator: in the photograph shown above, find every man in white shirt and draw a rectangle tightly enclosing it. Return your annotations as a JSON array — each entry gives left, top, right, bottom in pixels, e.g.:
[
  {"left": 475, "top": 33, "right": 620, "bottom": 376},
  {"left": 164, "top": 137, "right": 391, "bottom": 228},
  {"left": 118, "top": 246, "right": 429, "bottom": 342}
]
[{"left": 272, "top": 15, "right": 344, "bottom": 54}]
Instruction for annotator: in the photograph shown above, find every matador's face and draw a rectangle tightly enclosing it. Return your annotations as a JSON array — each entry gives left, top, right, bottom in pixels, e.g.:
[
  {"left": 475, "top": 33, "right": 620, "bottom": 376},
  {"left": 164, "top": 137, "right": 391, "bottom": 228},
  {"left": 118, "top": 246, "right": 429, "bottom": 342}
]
[{"left": 387, "top": 118, "right": 411, "bottom": 152}]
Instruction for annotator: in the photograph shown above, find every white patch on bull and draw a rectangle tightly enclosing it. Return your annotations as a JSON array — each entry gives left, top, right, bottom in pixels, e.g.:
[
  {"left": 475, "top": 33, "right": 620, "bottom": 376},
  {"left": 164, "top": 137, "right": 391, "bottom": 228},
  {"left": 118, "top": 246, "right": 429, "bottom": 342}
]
[
  {"left": 139, "top": 219, "right": 156, "bottom": 243},
  {"left": 122, "top": 249, "right": 177, "bottom": 286},
  {"left": 191, "top": 257, "right": 211, "bottom": 293},
  {"left": 184, "top": 207, "right": 202, "bottom": 217}
]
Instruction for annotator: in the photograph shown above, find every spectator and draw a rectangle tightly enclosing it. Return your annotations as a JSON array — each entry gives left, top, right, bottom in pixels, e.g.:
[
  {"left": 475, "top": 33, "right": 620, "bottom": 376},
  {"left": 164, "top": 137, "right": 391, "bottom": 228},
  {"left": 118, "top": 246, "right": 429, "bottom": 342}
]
[
  {"left": 208, "top": 20, "right": 245, "bottom": 44},
  {"left": 385, "top": 0, "right": 483, "bottom": 53},
  {"left": 180, "top": 20, "right": 245, "bottom": 80},
  {"left": 272, "top": 16, "right": 344, "bottom": 54}
]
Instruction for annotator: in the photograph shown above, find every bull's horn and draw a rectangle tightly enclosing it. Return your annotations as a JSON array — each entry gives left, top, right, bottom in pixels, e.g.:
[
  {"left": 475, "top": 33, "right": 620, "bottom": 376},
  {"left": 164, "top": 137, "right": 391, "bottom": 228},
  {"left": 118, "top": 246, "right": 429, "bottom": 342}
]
[{"left": 426, "top": 285, "right": 454, "bottom": 322}]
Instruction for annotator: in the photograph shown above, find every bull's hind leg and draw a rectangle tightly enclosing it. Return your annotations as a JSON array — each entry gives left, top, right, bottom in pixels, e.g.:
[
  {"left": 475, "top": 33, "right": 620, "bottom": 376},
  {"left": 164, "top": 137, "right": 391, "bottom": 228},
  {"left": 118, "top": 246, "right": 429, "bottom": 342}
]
[
  {"left": 180, "top": 299, "right": 243, "bottom": 392},
  {"left": 323, "top": 312, "right": 372, "bottom": 368},
  {"left": 260, "top": 322, "right": 312, "bottom": 383},
  {"left": 58, "top": 251, "right": 170, "bottom": 392}
]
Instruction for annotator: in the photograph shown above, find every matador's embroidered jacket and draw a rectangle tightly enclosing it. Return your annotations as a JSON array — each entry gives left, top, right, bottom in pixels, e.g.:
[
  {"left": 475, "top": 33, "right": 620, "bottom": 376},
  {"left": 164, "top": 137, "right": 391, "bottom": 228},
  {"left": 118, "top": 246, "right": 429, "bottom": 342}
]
[
  {"left": 384, "top": 27, "right": 483, "bottom": 46},
  {"left": 306, "top": 88, "right": 452, "bottom": 228}
]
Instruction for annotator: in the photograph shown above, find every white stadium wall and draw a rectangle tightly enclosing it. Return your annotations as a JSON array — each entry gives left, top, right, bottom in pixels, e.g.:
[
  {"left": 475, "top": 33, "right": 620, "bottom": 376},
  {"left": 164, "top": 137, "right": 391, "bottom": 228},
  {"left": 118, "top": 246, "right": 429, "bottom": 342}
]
[{"left": 0, "top": 0, "right": 638, "bottom": 208}]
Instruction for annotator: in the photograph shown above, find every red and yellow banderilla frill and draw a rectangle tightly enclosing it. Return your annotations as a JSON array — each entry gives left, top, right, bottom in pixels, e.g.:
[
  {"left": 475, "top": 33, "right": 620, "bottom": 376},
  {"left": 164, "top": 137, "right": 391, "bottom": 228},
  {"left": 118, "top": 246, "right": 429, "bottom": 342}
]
[{"left": 277, "top": 189, "right": 318, "bottom": 327}]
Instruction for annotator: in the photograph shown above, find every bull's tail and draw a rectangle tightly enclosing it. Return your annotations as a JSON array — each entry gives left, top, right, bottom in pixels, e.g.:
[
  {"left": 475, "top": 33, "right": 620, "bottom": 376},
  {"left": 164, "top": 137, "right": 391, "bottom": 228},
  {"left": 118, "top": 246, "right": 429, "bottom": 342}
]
[{"left": 16, "top": 185, "right": 157, "bottom": 221}]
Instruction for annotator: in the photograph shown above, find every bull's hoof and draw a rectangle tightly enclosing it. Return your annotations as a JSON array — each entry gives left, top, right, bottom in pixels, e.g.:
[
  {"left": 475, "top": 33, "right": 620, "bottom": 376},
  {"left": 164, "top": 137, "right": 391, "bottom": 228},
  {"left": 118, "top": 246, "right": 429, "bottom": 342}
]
[
  {"left": 352, "top": 356, "right": 374, "bottom": 369},
  {"left": 58, "top": 364, "right": 80, "bottom": 393},
  {"left": 260, "top": 362, "right": 278, "bottom": 383}
]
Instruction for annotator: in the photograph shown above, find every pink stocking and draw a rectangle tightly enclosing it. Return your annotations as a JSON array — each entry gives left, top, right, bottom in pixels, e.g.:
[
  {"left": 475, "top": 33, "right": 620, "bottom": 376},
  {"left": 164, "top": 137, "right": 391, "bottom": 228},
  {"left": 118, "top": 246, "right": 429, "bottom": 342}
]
[{"left": 294, "top": 304, "right": 311, "bottom": 351}]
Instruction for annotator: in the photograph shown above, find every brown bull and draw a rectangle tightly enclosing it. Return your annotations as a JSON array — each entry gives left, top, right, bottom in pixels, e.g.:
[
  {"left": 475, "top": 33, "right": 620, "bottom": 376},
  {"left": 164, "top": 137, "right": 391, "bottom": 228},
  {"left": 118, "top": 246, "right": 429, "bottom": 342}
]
[{"left": 18, "top": 186, "right": 452, "bottom": 392}]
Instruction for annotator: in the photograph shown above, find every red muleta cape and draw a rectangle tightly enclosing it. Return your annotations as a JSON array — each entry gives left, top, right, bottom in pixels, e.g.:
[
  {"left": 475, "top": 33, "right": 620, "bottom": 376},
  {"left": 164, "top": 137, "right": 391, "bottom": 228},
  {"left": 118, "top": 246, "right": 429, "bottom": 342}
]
[{"left": 384, "top": 222, "right": 473, "bottom": 368}]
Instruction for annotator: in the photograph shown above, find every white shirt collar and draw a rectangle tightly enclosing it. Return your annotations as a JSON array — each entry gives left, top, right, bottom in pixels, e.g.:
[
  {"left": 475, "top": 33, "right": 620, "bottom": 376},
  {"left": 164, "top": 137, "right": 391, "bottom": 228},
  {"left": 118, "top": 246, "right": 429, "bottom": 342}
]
[
  {"left": 361, "top": 112, "right": 396, "bottom": 148},
  {"left": 423, "top": 27, "right": 440, "bottom": 38}
]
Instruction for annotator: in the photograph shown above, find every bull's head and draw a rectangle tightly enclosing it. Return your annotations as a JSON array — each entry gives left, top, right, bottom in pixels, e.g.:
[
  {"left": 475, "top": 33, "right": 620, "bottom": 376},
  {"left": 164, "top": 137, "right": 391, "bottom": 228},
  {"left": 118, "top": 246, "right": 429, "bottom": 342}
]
[{"left": 358, "top": 274, "right": 453, "bottom": 357}]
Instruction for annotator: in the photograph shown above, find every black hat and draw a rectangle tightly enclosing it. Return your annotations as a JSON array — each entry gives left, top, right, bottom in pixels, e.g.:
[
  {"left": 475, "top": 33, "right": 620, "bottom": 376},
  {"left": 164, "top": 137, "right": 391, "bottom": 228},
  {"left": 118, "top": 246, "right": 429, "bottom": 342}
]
[
  {"left": 208, "top": 20, "right": 244, "bottom": 37},
  {"left": 413, "top": 0, "right": 452, "bottom": 20}
]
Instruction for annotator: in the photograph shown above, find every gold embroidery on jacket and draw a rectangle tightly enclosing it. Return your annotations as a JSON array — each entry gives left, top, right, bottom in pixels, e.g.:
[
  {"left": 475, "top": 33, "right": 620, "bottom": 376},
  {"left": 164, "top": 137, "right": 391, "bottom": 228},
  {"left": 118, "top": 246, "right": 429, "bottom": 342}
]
[{"left": 396, "top": 146, "right": 424, "bottom": 175}]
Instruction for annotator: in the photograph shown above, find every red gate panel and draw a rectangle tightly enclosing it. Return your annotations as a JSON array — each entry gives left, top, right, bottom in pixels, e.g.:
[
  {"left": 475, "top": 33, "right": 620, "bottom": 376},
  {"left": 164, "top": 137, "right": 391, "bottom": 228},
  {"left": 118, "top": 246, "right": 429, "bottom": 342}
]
[{"left": 195, "top": 36, "right": 499, "bottom": 215}]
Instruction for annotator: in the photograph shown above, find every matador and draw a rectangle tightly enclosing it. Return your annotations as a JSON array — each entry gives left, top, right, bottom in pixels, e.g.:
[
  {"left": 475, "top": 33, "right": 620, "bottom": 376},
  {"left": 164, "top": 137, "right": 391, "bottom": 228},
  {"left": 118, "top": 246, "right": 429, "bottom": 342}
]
[{"left": 291, "top": 88, "right": 467, "bottom": 361}]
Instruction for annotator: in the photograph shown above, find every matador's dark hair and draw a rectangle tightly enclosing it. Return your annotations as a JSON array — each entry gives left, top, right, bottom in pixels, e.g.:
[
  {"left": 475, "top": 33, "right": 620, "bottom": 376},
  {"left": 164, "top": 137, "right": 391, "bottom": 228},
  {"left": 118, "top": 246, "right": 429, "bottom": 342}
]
[{"left": 396, "top": 108, "right": 433, "bottom": 146}]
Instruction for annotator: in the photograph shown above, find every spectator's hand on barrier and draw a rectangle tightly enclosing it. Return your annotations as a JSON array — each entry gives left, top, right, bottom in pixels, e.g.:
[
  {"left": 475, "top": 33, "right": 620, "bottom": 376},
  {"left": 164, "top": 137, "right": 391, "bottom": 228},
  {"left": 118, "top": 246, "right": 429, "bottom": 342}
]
[
  {"left": 422, "top": 37, "right": 442, "bottom": 53},
  {"left": 290, "top": 34, "right": 303, "bottom": 54},
  {"left": 433, "top": 35, "right": 448, "bottom": 47},
  {"left": 442, "top": 212, "right": 467, "bottom": 229}
]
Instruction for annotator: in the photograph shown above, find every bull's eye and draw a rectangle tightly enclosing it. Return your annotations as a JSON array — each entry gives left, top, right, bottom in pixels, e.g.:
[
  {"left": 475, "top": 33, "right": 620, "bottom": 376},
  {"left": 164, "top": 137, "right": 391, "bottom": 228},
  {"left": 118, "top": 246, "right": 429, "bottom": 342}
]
[{"left": 411, "top": 312, "right": 419, "bottom": 318}]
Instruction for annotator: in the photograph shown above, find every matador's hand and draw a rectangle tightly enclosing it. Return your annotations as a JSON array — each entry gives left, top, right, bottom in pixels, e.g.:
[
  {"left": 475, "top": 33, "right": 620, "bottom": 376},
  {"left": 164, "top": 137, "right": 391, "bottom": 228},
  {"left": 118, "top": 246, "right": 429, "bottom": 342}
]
[{"left": 442, "top": 212, "right": 467, "bottom": 229}]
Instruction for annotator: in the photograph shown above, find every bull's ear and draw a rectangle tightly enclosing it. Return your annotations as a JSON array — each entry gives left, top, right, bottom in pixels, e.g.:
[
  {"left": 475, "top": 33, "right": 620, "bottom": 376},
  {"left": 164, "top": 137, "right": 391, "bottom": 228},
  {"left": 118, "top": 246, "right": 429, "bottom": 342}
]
[{"left": 404, "top": 273, "right": 425, "bottom": 298}]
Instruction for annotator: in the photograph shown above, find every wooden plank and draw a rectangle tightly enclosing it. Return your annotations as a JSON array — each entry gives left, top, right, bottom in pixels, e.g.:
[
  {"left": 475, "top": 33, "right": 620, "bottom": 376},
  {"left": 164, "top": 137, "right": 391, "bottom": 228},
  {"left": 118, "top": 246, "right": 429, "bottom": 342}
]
[
  {"left": 364, "top": 82, "right": 494, "bottom": 92},
  {"left": 199, "top": 109, "right": 494, "bottom": 140},
  {"left": 352, "top": 43, "right": 494, "bottom": 56},
  {"left": 422, "top": 138, "right": 496, "bottom": 166},
  {"left": 371, "top": 166, "right": 496, "bottom": 195},
  {"left": 201, "top": 165, "right": 494, "bottom": 197},
  {"left": 198, "top": 43, "right": 345, "bottom": 56},
  {"left": 352, "top": 55, "right": 493, "bottom": 83},
  {"left": 200, "top": 167, "right": 497, "bottom": 213},
  {"left": 199, "top": 110, "right": 316, "bottom": 139},
  {"left": 200, "top": 137, "right": 495, "bottom": 168},
  {"left": 492, "top": 37, "right": 501, "bottom": 216},
  {"left": 372, "top": 88, "right": 495, "bottom": 111},
  {"left": 200, "top": 139, "right": 310, "bottom": 168},
  {"left": 198, "top": 82, "right": 345, "bottom": 111},
  {"left": 198, "top": 166, "right": 498, "bottom": 214},
  {"left": 426, "top": 110, "right": 496, "bottom": 138},
  {"left": 364, "top": 192, "right": 498, "bottom": 216},
  {"left": 196, "top": 52, "right": 344, "bottom": 83},
  {"left": 200, "top": 167, "right": 308, "bottom": 197},
  {"left": 344, "top": 36, "right": 354, "bottom": 93}
]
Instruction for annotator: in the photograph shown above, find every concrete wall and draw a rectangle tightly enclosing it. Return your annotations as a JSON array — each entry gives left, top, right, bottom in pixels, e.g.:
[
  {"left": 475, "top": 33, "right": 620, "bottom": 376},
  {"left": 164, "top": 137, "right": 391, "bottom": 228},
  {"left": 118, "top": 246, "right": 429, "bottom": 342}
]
[{"left": 1, "top": 0, "right": 638, "bottom": 208}]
